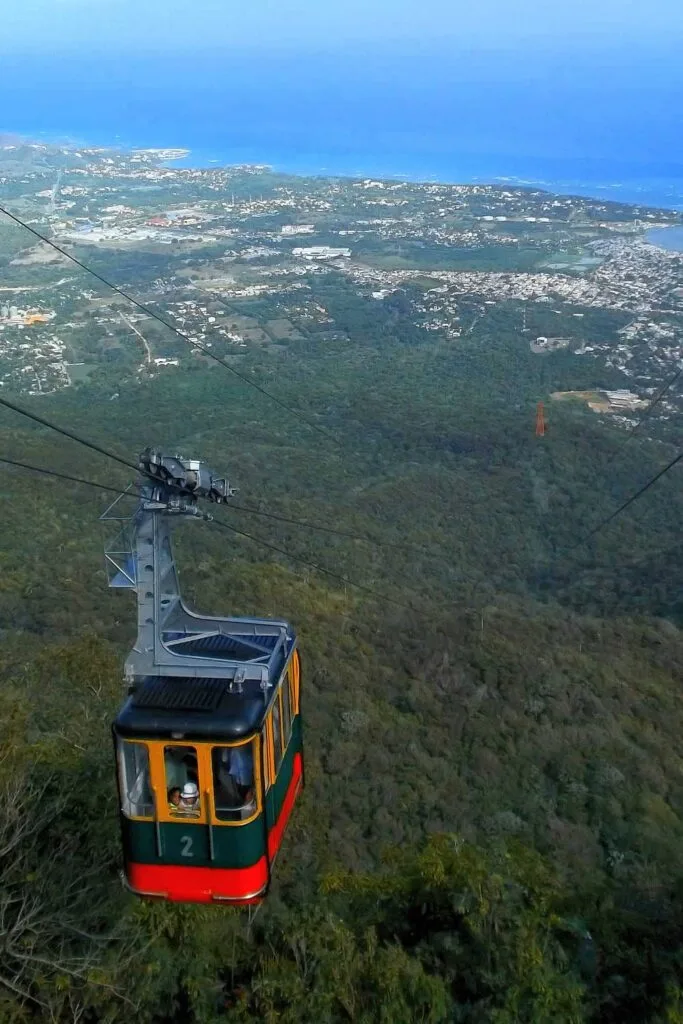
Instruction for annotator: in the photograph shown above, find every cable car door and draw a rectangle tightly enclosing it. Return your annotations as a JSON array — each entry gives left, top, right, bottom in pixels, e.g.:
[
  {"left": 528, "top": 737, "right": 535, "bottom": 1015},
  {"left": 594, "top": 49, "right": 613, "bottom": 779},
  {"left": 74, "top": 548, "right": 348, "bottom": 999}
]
[{"left": 160, "top": 743, "right": 213, "bottom": 863}]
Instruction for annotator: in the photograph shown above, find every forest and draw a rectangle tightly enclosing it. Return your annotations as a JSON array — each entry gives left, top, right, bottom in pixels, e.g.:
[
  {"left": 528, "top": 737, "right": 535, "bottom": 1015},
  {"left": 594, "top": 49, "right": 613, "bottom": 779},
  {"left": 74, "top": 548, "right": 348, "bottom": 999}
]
[
  {"left": 2, "top": 158, "right": 683, "bottom": 1019},
  {"left": 3, "top": 294, "right": 683, "bottom": 1022}
]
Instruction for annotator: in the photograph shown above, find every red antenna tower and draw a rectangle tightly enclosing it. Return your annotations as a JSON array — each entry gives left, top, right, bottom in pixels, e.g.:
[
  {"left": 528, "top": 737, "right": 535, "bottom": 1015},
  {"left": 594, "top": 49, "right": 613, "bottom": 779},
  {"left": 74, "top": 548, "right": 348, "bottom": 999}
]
[{"left": 535, "top": 401, "right": 546, "bottom": 437}]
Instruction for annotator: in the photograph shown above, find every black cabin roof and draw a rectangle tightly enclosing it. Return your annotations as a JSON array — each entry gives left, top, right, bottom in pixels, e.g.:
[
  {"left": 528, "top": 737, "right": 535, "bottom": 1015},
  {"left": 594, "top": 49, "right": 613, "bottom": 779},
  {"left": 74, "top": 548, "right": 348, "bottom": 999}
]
[{"left": 114, "top": 674, "right": 275, "bottom": 741}]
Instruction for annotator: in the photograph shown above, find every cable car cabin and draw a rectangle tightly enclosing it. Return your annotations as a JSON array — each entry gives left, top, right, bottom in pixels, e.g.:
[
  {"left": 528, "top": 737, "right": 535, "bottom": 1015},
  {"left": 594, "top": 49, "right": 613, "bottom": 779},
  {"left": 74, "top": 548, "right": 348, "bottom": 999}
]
[
  {"left": 103, "top": 449, "right": 304, "bottom": 905},
  {"left": 113, "top": 646, "right": 302, "bottom": 904}
]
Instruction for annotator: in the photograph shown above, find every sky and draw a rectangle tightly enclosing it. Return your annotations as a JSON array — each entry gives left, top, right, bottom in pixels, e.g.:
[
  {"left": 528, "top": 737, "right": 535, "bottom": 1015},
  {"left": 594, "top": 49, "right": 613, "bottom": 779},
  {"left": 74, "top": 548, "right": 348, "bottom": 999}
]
[{"left": 4, "top": 0, "right": 683, "bottom": 54}]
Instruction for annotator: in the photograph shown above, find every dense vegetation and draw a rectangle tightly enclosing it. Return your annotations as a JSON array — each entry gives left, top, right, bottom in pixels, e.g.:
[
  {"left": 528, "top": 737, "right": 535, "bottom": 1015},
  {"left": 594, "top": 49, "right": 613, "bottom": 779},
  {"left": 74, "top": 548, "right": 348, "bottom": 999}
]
[{"left": 4, "top": 199, "right": 683, "bottom": 1019}]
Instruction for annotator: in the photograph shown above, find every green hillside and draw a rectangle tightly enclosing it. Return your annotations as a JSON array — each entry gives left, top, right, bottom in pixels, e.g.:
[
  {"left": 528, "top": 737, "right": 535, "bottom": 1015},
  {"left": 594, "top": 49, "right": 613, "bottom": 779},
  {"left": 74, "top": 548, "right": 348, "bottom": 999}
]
[{"left": 3, "top": 297, "right": 683, "bottom": 1022}]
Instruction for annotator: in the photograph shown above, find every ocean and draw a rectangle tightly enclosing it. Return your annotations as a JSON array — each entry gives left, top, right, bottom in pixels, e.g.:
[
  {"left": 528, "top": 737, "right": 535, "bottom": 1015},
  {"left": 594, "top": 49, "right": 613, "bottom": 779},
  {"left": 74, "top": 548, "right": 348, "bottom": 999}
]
[
  {"left": 646, "top": 226, "right": 683, "bottom": 251},
  {"left": 2, "top": 45, "right": 682, "bottom": 210}
]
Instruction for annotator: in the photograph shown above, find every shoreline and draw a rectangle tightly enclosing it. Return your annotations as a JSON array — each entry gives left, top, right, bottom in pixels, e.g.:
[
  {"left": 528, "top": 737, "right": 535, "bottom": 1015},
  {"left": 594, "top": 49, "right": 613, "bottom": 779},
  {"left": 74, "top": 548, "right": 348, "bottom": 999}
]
[
  {"left": 3, "top": 128, "right": 683, "bottom": 215},
  {"left": 645, "top": 226, "right": 683, "bottom": 253}
]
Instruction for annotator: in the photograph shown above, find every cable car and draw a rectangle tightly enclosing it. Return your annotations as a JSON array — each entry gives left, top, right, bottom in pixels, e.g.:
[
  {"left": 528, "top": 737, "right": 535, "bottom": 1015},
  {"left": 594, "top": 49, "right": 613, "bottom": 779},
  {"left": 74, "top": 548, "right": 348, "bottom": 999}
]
[{"left": 104, "top": 449, "right": 303, "bottom": 904}]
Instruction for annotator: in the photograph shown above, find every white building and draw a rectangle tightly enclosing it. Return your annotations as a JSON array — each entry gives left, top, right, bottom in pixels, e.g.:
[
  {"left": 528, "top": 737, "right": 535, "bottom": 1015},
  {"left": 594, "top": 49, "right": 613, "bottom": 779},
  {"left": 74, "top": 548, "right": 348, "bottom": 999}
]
[
  {"left": 292, "top": 246, "right": 351, "bottom": 261},
  {"left": 281, "top": 224, "right": 315, "bottom": 236}
]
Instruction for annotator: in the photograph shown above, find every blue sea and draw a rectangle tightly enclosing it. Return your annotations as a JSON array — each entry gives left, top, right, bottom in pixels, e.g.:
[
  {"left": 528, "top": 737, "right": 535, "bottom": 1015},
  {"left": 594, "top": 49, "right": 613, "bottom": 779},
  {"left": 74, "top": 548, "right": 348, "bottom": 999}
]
[
  {"left": 1, "top": 45, "right": 682, "bottom": 210},
  {"left": 646, "top": 226, "right": 683, "bottom": 251}
]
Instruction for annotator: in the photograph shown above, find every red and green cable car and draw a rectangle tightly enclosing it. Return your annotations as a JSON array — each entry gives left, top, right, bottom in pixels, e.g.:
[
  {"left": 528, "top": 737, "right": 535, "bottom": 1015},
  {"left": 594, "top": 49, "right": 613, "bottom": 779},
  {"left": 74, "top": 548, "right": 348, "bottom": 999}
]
[{"left": 105, "top": 450, "right": 303, "bottom": 904}]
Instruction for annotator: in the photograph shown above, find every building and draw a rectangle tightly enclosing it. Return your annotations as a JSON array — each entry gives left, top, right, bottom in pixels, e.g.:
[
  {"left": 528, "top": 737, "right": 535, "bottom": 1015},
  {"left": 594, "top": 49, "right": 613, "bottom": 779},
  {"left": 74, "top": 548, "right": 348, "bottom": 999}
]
[
  {"left": 292, "top": 246, "right": 351, "bottom": 261},
  {"left": 281, "top": 225, "right": 315, "bottom": 236}
]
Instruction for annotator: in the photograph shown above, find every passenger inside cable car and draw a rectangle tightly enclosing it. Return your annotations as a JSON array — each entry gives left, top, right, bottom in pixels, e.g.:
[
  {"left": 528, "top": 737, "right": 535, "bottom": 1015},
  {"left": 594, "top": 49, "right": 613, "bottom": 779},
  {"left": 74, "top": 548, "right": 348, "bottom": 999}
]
[
  {"left": 177, "top": 782, "right": 200, "bottom": 817},
  {"left": 214, "top": 745, "right": 255, "bottom": 820}
]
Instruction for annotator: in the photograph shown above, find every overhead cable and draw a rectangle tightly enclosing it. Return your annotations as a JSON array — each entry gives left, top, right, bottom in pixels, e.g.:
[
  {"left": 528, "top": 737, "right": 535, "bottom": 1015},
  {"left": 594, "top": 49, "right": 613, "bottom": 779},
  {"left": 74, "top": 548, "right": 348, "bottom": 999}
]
[
  {"left": 0, "top": 453, "right": 426, "bottom": 558},
  {"left": 0, "top": 370, "right": 424, "bottom": 556},
  {"left": 0, "top": 455, "right": 136, "bottom": 496},
  {"left": 0, "top": 454, "right": 413, "bottom": 612},
  {"left": 0, "top": 204, "right": 340, "bottom": 447},
  {"left": 0, "top": 394, "right": 140, "bottom": 474},
  {"left": 212, "top": 516, "right": 414, "bottom": 612},
  {"left": 567, "top": 448, "right": 683, "bottom": 554},
  {"left": 618, "top": 361, "right": 683, "bottom": 449},
  {"left": 223, "top": 500, "right": 428, "bottom": 553}
]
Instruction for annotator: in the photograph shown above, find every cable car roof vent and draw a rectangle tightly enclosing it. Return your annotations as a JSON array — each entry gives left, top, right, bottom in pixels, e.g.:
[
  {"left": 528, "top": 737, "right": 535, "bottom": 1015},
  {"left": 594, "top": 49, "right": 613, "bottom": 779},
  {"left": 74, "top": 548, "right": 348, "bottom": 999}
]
[{"left": 132, "top": 678, "right": 225, "bottom": 712}]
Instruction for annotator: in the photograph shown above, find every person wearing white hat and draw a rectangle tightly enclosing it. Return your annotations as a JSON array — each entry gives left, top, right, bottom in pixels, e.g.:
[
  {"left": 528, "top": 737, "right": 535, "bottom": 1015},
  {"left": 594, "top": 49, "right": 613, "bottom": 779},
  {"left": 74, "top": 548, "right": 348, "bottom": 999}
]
[{"left": 176, "top": 781, "right": 200, "bottom": 817}]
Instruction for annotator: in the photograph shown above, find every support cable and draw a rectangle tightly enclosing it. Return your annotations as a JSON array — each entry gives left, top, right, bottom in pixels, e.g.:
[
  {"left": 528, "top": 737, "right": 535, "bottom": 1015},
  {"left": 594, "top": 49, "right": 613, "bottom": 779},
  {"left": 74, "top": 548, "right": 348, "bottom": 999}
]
[
  {"left": 0, "top": 394, "right": 140, "bottom": 475},
  {"left": 617, "top": 362, "right": 683, "bottom": 449},
  {"left": 0, "top": 375, "right": 426, "bottom": 554},
  {"left": 565, "top": 449, "right": 683, "bottom": 555},
  {"left": 3, "top": 381, "right": 680, "bottom": 581},
  {"left": 0, "top": 454, "right": 413, "bottom": 612},
  {"left": 0, "top": 455, "right": 136, "bottom": 497},
  {"left": 0, "top": 454, "right": 427, "bottom": 558},
  {"left": 211, "top": 517, "right": 414, "bottom": 612},
  {"left": 0, "top": 205, "right": 341, "bottom": 447},
  {"left": 224, "top": 500, "right": 428, "bottom": 553}
]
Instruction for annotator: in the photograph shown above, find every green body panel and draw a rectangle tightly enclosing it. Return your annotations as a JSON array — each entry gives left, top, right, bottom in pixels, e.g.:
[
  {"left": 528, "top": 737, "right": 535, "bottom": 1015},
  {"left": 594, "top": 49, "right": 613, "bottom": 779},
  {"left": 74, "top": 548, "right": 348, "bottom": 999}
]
[
  {"left": 122, "top": 813, "right": 265, "bottom": 869},
  {"left": 265, "top": 716, "right": 302, "bottom": 830},
  {"left": 122, "top": 714, "right": 303, "bottom": 869}
]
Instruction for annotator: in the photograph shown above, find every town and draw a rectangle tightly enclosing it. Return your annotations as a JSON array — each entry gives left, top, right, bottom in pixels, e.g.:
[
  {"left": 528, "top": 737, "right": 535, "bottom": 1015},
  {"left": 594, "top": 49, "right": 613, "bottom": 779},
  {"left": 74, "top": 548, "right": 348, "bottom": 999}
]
[{"left": 1, "top": 139, "right": 681, "bottom": 430}]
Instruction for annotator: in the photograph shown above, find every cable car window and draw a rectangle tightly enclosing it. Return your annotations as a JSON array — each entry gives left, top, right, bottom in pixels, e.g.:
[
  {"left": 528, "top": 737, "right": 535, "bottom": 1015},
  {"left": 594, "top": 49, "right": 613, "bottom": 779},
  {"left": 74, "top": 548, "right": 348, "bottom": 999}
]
[
  {"left": 164, "top": 745, "right": 200, "bottom": 818},
  {"left": 118, "top": 740, "right": 153, "bottom": 818},
  {"left": 272, "top": 694, "right": 283, "bottom": 773},
  {"left": 263, "top": 721, "right": 273, "bottom": 791},
  {"left": 289, "top": 653, "right": 300, "bottom": 715},
  {"left": 281, "top": 675, "right": 292, "bottom": 747},
  {"left": 212, "top": 742, "right": 256, "bottom": 822}
]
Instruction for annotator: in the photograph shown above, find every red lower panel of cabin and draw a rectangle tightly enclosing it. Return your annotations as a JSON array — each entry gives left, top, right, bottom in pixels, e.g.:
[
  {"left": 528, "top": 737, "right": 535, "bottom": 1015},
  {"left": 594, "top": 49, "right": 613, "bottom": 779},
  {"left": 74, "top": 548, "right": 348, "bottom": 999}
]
[{"left": 125, "top": 858, "right": 269, "bottom": 904}]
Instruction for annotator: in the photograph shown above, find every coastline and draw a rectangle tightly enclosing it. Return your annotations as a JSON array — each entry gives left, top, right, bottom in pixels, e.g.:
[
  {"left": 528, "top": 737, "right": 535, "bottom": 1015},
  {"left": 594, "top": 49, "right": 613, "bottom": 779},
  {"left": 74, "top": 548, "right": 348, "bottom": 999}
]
[
  {"left": 645, "top": 226, "right": 683, "bottom": 252},
  {"left": 4, "top": 128, "right": 683, "bottom": 214},
  {"left": 162, "top": 146, "right": 683, "bottom": 212}
]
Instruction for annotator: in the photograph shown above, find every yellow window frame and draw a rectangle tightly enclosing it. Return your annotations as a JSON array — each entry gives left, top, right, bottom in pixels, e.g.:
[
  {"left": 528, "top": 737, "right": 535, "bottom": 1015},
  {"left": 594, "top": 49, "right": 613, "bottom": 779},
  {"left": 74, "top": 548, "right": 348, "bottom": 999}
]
[
  {"left": 206, "top": 737, "right": 263, "bottom": 827},
  {"left": 148, "top": 740, "right": 209, "bottom": 825},
  {"left": 264, "top": 687, "right": 286, "bottom": 788},
  {"left": 281, "top": 672, "right": 292, "bottom": 748},
  {"left": 120, "top": 737, "right": 263, "bottom": 827},
  {"left": 117, "top": 738, "right": 155, "bottom": 822},
  {"left": 264, "top": 714, "right": 274, "bottom": 789},
  {"left": 289, "top": 649, "right": 300, "bottom": 715},
  {"left": 275, "top": 689, "right": 285, "bottom": 762}
]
